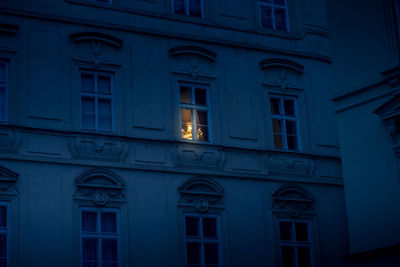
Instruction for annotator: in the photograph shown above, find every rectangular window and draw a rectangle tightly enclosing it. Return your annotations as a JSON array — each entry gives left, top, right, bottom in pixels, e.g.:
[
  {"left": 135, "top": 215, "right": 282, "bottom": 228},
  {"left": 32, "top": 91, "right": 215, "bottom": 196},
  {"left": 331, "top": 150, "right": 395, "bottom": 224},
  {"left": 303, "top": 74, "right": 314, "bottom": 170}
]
[
  {"left": 184, "top": 214, "right": 221, "bottom": 267},
  {"left": 173, "top": 0, "right": 203, "bottom": 18},
  {"left": 270, "top": 95, "right": 299, "bottom": 150},
  {"left": 278, "top": 220, "right": 313, "bottom": 267},
  {"left": 0, "top": 203, "right": 9, "bottom": 267},
  {"left": 180, "top": 83, "right": 210, "bottom": 142},
  {"left": 80, "top": 208, "right": 120, "bottom": 267},
  {"left": 80, "top": 71, "right": 113, "bottom": 131},
  {"left": 259, "top": 0, "right": 289, "bottom": 31},
  {"left": 0, "top": 61, "right": 8, "bottom": 124}
]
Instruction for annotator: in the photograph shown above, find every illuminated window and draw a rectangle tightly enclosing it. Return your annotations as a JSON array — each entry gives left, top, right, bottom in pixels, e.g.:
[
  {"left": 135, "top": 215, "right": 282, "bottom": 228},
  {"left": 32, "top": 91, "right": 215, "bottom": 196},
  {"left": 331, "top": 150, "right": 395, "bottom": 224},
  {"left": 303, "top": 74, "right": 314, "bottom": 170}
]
[
  {"left": 180, "top": 84, "right": 210, "bottom": 142},
  {"left": 270, "top": 95, "right": 299, "bottom": 150},
  {"left": 80, "top": 71, "right": 113, "bottom": 131},
  {"left": 259, "top": 0, "right": 289, "bottom": 31},
  {"left": 184, "top": 214, "right": 221, "bottom": 267},
  {"left": 0, "top": 61, "right": 8, "bottom": 124},
  {"left": 80, "top": 208, "right": 120, "bottom": 267},
  {"left": 0, "top": 203, "right": 9, "bottom": 267},
  {"left": 278, "top": 220, "right": 313, "bottom": 267},
  {"left": 173, "top": 0, "right": 203, "bottom": 18}
]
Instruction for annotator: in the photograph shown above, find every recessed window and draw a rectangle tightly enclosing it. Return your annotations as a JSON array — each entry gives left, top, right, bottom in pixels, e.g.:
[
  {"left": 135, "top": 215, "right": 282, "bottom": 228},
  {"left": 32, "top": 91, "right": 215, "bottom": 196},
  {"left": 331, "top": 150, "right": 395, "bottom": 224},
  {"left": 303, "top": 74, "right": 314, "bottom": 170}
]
[
  {"left": 0, "top": 61, "right": 8, "bottom": 124},
  {"left": 278, "top": 220, "right": 313, "bottom": 267},
  {"left": 184, "top": 214, "right": 221, "bottom": 267},
  {"left": 80, "top": 208, "right": 120, "bottom": 267},
  {"left": 80, "top": 71, "right": 113, "bottom": 131},
  {"left": 179, "top": 83, "right": 210, "bottom": 142},
  {"left": 270, "top": 95, "right": 299, "bottom": 150},
  {"left": 259, "top": 0, "right": 289, "bottom": 31},
  {"left": 173, "top": 0, "right": 203, "bottom": 18},
  {"left": 0, "top": 203, "right": 9, "bottom": 267}
]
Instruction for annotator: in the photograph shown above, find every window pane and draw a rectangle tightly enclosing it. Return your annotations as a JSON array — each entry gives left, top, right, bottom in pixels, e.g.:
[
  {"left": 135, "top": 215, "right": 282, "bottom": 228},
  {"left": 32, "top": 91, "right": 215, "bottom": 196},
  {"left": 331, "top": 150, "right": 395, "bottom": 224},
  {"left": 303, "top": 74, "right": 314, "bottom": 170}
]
[
  {"left": 196, "top": 110, "right": 208, "bottom": 126},
  {"left": 101, "top": 212, "right": 117, "bottom": 233},
  {"left": 297, "top": 247, "right": 311, "bottom": 267},
  {"left": 189, "top": 0, "right": 202, "bottom": 17},
  {"left": 98, "top": 76, "right": 111, "bottom": 94},
  {"left": 273, "top": 134, "right": 283, "bottom": 149},
  {"left": 82, "top": 211, "right": 97, "bottom": 232},
  {"left": 180, "top": 86, "right": 191, "bottom": 104},
  {"left": 287, "top": 135, "right": 298, "bottom": 150},
  {"left": 0, "top": 63, "right": 6, "bottom": 83},
  {"left": 82, "top": 115, "right": 96, "bottom": 129},
  {"left": 82, "top": 238, "right": 98, "bottom": 261},
  {"left": 181, "top": 108, "right": 192, "bottom": 124},
  {"left": 174, "top": 0, "right": 186, "bottom": 14},
  {"left": 0, "top": 234, "right": 6, "bottom": 259},
  {"left": 197, "top": 125, "right": 208, "bottom": 141},
  {"left": 295, "top": 223, "right": 309, "bottom": 241},
  {"left": 284, "top": 99, "right": 295, "bottom": 116},
  {"left": 275, "top": 8, "right": 287, "bottom": 30},
  {"left": 260, "top": 6, "right": 273, "bottom": 28},
  {"left": 195, "top": 88, "right": 207, "bottom": 105},
  {"left": 182, "top": 109, "right": 193, "bottom": 140},
  {"left": 81, "top": 74, "right": 95, "bottom": 92},
  {"left": 98, "top": 99, "right": 111, "bottom": 116},
  {"left": 185, "top": 217, "right": 199, "bottom": 237},
  {"left": 203, "top": 217, "right": 217, "bottom": 238},
  {"left": 0, "top": 207, "right": 6, "bottom": 228},
  {"left": 285, "top": 121, "right": 297, "bottom": 135},
  {"left": 272, "top": 119, "right": 282, "bottom": 133},
  {"left": 102, "top": 239, "right": 118, "bottom": 262},
  {"left": 204, "top": 243, "right": 219, "bottom": 265},
  {"left": 186, "top": 242, "right": 201, "bottom": 264},
  {"left": 281, "top": 246, "right": 294, "bottom": 267},
  {"left": 280, "top": 222, "right": 292, "bottom": 240},
  {"left": 270, "top": 98, "right": 281, "bottom": 115},
  {"left": 82, "top": 97, "right": 95, "bottom": 113}
]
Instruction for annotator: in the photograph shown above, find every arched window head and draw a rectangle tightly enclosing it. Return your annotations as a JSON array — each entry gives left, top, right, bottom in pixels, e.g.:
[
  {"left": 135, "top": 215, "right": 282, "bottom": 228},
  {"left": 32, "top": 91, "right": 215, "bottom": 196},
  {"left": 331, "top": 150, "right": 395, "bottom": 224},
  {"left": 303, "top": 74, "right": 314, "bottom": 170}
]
[{"left": 272, "top": 183, "right": 314, "bottom": 217}]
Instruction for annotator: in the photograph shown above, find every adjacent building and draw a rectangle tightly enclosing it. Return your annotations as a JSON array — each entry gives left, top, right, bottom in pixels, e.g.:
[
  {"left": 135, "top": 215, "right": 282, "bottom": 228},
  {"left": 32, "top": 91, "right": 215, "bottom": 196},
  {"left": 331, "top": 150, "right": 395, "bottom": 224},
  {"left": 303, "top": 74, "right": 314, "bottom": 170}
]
[{"left": 0, "top": 0, "right": 348, "bottom": 266}]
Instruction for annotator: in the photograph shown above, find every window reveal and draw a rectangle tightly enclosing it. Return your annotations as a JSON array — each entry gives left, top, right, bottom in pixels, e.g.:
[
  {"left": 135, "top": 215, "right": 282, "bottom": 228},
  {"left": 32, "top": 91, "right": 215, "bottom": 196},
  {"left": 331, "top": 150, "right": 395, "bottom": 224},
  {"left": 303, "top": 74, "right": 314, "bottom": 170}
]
[{"left": 180, "top": 84, "right": 210, "bottom": 141}]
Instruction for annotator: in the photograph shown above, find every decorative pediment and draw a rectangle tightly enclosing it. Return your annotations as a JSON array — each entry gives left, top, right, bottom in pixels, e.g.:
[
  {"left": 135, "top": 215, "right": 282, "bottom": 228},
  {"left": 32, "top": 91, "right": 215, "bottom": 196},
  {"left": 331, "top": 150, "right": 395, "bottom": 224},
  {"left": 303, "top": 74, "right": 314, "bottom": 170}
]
[
  {"left": 260, "top": 58, "right": 304, "bottom": 89},
  {"left": 74, "top": 169, "right": 125, "bottom": 206},
  {"left": 260, "top": 58, "right": 304, "bottom": 73},
  {"left": 272, "top": 183, "right": 314, "bottom": 217},
  {"left": 70, "top": 32, "right": 122, "bottom": 49},
  {"left": 169, "top": 46, "right": 217, "bottom": 62},
  {"left": 0, "top": 166, "right": 18, "bottom": 195},
  {"left": 178, "top": 177, "right": 224, "bottom": 212}
]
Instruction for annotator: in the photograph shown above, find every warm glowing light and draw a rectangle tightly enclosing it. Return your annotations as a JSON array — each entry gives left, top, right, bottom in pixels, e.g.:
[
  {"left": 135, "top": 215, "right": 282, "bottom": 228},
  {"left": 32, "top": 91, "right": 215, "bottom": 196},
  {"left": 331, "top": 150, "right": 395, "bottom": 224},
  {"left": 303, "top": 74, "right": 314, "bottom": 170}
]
[{"left": 182, "top": 123, "right": 193, "bottom": 140}]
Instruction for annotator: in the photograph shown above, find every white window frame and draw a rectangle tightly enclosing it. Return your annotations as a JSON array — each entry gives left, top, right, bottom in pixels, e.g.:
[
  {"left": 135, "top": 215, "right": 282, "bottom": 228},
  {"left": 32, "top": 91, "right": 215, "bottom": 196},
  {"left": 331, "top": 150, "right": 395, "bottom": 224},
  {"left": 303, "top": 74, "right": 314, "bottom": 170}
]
[
  {"left": 0, "top": 60, "right": 8, "bottom": 125},
  {"left": 80, "top": 207, "right": 121, "bottom": 267},
  {"left": 172, "top": 0, "right": 204, "bottom": 18},
  {"left": 0, "top": 202, "right": 10, "bottom": 267},
  {"left": 80, "top": 70, "right": 114, "bottom": 132},
  {"left": 277, "top": 218, "right": 314, "bottom": 267},
  {"left": 179, "top": 82, "right": 212, "bottom": 142},
  {"left": 183, "top": 213, "right": 222, "bottom": 267},
  {"left": 269, "top": 94, "right": 300, "bottom": 150},
  {"left": 259, "top": 0, "right": 290, "bottom": 31}
]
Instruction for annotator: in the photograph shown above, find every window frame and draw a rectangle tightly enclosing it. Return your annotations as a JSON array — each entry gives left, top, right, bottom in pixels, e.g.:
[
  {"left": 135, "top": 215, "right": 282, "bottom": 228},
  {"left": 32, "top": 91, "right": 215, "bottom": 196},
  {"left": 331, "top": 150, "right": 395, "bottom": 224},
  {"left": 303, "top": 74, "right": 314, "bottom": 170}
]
[
  {"left": 0, "top": 60, "right": 8, "bottom": 125},
  {"left": 0, "top": 202, "right": 10, "bottom": 267},
  {"left": 179, "top": 82, "right": 212, "bottom": 143},
  {"left": 183, "top": 213, "right": 222, "bottom": 267},
  {"left": 172, "top": 0, "right": 204, "bottom": 18},
  {"left": 269, "top": 94, "right": 300, "bottom": 151},
  {"left": 79, "top": 70, "right": 114, "bottom": 132},
  {"left": 79, "top": 207, "right": 121, "bottom": 267},
  {"left": 258, "top": 0, "right": 290, "bottom": 32},
  {"left": 277, "top": 218, "right": 314, "bottom": 267}
]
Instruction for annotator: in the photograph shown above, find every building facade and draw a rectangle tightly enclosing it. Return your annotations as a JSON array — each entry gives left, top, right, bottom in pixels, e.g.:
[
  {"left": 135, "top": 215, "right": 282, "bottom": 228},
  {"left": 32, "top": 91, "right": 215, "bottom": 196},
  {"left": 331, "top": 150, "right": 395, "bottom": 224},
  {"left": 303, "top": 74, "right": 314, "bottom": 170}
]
[
  {"left": 0, "top": 0, "right": 348, "bottom": 266},
  {"left": 328, "top": 0, "right": 400, "bottom": 266}
]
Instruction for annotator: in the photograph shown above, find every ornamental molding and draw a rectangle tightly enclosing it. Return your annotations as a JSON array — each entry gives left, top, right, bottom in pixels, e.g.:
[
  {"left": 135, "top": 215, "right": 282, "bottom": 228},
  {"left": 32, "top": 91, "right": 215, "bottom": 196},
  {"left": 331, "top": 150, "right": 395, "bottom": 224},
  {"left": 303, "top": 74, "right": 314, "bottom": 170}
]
[
  {"left": 0, "top": 129, "right": 21, "bottom": 153},
  {"left": 173, "top": 145, "right": 225, "bottom": 170},
  {"left": 272, "top": 183, "right": 314, "bottom": 217},
  {"left": 69, "top": 136, "right": 128, "bottom": 162},
  {"left": 178, "top": 177, "right": 224, "bottom": 212},
  {"left": 260, "top": 58, "right": 304, "bottom": 89},
  {"left": 74, "top": 168, "right": 125, "bottom": 206},
  {"left": 169, "top": 45, "right": 217, "bottom": 62},
  {"left": 260, "top": 58, "right": 304, "bottom": 74},
  {"left": 265, "top": 154, "right": 314, "bottom": 177},
  {"left": 0, "top": 166, "right": 19, "bottom": 196}
]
